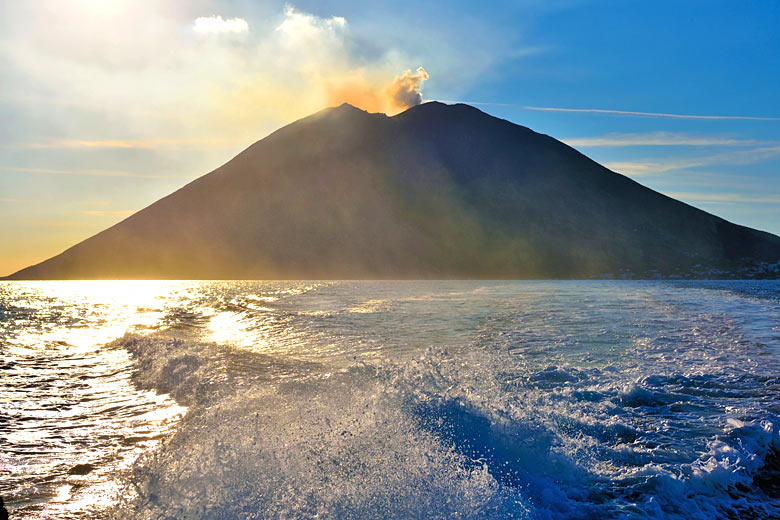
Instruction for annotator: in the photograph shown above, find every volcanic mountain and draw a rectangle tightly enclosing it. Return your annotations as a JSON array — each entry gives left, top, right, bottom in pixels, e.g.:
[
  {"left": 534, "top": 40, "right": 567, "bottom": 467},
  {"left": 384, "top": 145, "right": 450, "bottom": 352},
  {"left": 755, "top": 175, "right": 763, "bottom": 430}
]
[{"left": 6, "top": 102, "right": 780, "bottom": 279}]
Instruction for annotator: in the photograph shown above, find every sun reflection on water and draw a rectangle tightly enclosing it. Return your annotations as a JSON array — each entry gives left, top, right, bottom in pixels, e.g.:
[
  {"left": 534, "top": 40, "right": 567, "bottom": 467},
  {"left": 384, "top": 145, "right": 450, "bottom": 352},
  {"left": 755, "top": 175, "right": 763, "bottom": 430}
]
[
  {"left": 0, "top": 281, "right": 192, "bottom": 518},
  {"left": 1, "top": 280, "right": 339, "bottom": 518}
]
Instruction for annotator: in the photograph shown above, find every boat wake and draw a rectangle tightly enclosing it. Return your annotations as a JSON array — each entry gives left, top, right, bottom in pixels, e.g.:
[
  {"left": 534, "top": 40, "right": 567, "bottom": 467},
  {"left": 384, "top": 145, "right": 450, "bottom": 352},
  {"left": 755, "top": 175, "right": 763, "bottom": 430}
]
[{"left": 108, "top": 329, "right": 780, "bottom": 519}]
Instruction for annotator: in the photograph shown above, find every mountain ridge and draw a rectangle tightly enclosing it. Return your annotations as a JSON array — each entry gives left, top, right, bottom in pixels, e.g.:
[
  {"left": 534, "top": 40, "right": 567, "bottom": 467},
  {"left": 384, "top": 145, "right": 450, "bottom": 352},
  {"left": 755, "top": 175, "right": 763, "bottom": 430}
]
[{"left": 5, "top": 102, "right": 780, "bottom": 280}]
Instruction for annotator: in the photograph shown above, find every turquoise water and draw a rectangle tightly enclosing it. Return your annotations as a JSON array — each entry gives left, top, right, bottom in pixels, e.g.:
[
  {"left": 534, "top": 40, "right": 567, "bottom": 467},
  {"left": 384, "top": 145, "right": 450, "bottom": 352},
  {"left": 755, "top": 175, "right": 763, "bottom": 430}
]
[{"left": 2, "top": 281, "right": 779, "bottom": 519}]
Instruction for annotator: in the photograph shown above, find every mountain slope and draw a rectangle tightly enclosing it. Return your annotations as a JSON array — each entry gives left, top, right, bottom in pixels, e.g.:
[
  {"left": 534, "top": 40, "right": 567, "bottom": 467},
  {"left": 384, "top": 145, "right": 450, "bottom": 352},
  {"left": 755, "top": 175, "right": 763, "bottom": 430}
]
[{"left": 6, "top": 102, "right": 780, "bottom": 279}]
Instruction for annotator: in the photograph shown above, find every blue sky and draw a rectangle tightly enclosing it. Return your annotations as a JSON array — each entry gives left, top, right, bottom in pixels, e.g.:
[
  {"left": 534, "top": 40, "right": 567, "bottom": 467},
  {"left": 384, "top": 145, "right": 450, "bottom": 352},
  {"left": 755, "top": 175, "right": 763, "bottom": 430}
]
[{"left": 1, "top": 0, "right": 778, "bottom": 274}]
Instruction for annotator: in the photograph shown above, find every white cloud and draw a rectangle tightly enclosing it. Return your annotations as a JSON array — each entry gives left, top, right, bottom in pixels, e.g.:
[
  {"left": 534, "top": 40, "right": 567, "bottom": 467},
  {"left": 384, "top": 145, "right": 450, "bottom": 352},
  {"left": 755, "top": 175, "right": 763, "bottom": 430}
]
[
  {"left": 0, "top": 2, "right": 431, "bottom": 150},
  {"left": 276, "top": 5, "right": 346, "bottom": 44},
  {"left": 193, "top": 15, "right": 249, "bottom": 35},
  {"left": 271, "top": 5, "right": 351, "bottom": 73}
]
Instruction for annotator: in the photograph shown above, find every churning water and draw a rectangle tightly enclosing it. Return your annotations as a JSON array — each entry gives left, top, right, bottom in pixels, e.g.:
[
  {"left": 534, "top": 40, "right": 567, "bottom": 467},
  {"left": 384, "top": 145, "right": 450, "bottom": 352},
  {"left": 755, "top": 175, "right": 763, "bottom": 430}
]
[{"left": 1, "top": 280, "right": 779, "bottom": 519}]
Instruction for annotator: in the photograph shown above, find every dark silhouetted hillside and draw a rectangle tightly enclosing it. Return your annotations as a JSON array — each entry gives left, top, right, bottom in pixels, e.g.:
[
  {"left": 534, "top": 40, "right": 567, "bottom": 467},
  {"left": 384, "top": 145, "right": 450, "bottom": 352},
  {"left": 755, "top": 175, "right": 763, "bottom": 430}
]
[{"left": 6, "top": 102, "right": 780, "bottom": 279}]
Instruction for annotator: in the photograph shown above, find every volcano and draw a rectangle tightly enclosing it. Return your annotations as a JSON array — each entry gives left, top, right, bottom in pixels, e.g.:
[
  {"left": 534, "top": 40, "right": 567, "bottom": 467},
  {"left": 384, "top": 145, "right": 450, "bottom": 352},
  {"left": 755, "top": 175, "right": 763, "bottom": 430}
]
[{"left": 6, "top": 102, "right": 780, "bottom": 279}]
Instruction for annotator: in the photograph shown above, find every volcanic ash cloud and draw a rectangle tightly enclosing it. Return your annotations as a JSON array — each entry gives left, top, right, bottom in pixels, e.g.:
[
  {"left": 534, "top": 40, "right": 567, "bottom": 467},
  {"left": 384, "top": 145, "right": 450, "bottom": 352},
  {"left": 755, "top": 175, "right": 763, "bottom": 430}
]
[{"left": 386, "top": 67, "right": 430, "bottom": 112}]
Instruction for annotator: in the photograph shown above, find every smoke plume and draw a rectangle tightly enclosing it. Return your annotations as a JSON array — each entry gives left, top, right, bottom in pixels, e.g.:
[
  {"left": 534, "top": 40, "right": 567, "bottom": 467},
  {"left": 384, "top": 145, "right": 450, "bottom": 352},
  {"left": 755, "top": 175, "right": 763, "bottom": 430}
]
[
  {"left": 324, "top": 67, "right": 430, "bottom": 115},
  {"left": 386, "top": 67, "right": 429, "bottom": 112}
]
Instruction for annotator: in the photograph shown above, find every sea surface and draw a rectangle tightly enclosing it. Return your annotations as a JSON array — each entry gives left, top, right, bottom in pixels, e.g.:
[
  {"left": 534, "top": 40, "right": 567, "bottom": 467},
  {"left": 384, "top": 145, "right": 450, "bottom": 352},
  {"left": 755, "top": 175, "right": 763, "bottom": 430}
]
[{"left": 1, "top": 280, "right": 779, "bottom": 519}]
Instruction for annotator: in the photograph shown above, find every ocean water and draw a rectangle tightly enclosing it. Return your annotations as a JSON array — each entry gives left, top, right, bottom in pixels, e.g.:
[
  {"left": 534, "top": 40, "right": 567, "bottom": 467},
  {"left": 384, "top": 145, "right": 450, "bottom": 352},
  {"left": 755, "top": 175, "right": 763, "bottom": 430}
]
[{"left": 1, "top": 280, "right": 779, "bottom": 519}]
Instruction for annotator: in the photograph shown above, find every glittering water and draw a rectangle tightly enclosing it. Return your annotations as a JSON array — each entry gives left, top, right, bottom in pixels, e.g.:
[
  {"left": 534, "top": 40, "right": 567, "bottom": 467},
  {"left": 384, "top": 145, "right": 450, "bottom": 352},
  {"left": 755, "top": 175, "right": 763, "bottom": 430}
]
[{"left": 2, "top": 280, "right": 779, "bottom": 519}]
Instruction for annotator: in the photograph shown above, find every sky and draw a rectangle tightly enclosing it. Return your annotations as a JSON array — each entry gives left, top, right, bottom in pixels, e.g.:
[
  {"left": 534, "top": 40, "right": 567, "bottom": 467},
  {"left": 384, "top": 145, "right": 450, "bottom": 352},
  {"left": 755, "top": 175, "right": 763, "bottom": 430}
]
[{"left": 1, "top": 0, "right": 779, "bottom": 275}]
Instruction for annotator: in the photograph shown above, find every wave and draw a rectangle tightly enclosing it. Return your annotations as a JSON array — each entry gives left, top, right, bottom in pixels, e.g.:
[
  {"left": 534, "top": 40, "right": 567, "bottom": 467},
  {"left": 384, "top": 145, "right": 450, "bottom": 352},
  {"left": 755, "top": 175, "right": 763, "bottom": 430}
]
[{"left": 102, "top": 333, "right": 780, "bottom": 519}]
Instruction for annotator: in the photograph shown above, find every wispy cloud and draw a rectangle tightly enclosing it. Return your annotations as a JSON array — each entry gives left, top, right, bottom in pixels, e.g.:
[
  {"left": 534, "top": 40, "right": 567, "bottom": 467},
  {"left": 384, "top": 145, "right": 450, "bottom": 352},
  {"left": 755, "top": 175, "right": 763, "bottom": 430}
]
[
  {"left": 29, "top": 132, "right": 770, "bottom": 151},
  {"left": 8, "top": 137, "right": 240, "bottom": 150},
  {"left": 0, "top": 197, "right": 27, "bottom": 203},
  {"left": 79, "top": 209, "right": 135, "bottom": 217},
  {"left": 0, "top": 165, "right": 186, "bottom": 179},
  {"left": 438, "top": 101, "right": 780, "bottom": 121},
  {"left": 524, "top": 106, "right": 780, "bottom": 121},
  {"left": 77, "top": 201, "right": 114, "bottom": 207},
  {"left": 605, "top": 145, "right": 780, "bottom": 176},
  {"left": 21, "top": 220, "right": 80, "bottom": 228},
  {"left": 0, "top": 94, "right": 179, "bottom": 121},
  {"left": 664, "top": 192, "right": 780, "bottom": 204},
  {"left": 605, "top": 161, "right": 681, "bottom": 176},
  {"left": 563, "top": 132, "right": 779, "bottom": 147}
]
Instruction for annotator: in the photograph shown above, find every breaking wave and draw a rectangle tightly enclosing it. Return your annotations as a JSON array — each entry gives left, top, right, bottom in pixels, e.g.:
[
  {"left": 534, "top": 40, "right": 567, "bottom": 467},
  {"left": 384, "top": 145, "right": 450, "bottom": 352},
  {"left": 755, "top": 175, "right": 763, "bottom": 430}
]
[{"left": 109, "top": 324, "right": 780, "bottom": 519}]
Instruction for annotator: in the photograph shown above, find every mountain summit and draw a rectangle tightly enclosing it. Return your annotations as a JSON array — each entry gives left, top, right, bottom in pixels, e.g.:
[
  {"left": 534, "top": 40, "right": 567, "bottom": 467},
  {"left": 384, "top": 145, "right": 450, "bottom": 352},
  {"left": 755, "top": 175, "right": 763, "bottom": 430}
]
[{"left": 6, "top": 102, "right": 780, "bottom": 279}]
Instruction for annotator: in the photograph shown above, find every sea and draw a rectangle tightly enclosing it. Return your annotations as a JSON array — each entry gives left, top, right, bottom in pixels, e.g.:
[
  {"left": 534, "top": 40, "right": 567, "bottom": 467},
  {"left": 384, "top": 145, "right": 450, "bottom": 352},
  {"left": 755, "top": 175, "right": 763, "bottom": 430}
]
[{"left": 1, "top": 280, "right": 779, "bottom": 519}]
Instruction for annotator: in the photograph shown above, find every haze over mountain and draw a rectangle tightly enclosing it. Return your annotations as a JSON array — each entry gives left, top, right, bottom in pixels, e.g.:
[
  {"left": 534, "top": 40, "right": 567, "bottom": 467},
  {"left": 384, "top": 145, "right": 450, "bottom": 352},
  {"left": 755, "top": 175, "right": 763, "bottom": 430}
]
[{"left": 6, "top": 102, "right": 780, "bottom": 280}]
